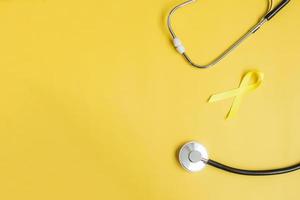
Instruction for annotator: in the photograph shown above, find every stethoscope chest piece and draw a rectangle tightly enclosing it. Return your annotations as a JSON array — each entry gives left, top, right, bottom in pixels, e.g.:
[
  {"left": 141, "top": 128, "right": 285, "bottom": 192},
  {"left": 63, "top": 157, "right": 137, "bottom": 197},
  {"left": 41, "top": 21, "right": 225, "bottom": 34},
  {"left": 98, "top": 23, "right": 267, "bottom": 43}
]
[{"left": 179, "top": 141, "right": 208, "bottom": 172}]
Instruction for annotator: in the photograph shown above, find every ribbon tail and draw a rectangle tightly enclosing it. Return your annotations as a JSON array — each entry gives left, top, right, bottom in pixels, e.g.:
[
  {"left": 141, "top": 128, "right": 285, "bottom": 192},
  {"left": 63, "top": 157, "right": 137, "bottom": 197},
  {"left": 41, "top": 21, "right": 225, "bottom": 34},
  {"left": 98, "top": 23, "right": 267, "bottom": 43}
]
[{"left": 226, "top": 95, "right": 243, "bottom": 119}]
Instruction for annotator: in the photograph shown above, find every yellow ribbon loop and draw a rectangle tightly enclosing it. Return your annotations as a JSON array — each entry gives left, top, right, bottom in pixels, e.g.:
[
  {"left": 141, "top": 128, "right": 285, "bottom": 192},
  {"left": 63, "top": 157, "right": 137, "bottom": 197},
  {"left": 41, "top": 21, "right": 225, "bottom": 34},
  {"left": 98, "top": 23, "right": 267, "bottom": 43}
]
[{"left": 208, "top": 71, "right": 264, "bottom": 119}]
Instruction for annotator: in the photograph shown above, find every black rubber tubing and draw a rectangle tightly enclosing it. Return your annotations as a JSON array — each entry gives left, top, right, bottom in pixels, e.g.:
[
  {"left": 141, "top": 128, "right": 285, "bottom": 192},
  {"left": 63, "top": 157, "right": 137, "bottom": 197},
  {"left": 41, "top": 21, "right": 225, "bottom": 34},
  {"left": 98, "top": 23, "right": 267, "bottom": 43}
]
[
  {"left": 264, "top": 0, "right": 290, "bottom": 21},
  {"left": 207, "top": 159, "right": 300, "bottom": 176}
]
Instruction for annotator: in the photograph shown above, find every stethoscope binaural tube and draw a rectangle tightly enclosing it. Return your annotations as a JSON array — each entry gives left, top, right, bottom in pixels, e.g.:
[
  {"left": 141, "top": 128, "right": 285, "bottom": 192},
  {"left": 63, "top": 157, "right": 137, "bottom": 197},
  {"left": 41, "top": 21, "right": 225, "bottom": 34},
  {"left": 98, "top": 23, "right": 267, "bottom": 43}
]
[
  {"left": 167, "top": 0, "right": 291, "bottom": 69},
  {"left": 179, "top": 142, "right": 300, "bottom": 176}
]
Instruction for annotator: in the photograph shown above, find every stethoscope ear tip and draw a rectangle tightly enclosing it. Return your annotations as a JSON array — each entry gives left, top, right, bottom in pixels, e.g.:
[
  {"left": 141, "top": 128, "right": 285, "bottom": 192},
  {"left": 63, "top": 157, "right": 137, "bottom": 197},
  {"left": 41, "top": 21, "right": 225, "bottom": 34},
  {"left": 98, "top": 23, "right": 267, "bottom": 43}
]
[{"left": 178, "top": 141, "right": 209, "bottom": 172}]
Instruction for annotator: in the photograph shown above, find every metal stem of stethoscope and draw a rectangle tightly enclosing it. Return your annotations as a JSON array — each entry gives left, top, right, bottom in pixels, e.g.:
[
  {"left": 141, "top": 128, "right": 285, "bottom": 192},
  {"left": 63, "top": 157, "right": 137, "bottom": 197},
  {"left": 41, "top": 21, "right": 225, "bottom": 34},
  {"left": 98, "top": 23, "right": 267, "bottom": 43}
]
[{"left": 167, "top": 0, "right": 291, "bottom": 69}]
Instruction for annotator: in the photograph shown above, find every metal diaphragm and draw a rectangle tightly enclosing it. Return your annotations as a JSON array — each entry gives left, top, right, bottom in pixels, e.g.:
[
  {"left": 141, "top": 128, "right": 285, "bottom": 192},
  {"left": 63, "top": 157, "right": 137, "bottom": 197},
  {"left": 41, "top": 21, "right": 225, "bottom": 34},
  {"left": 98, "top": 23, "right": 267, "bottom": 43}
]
[{"left": 178, "top": 141, "right": 208, "bottom": 172}]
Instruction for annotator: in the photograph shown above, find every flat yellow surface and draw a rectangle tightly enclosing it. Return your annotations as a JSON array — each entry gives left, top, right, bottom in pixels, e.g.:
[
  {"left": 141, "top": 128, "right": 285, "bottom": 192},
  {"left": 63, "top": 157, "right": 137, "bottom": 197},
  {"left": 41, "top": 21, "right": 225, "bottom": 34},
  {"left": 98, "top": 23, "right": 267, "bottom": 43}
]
[{"left": 0, "top": 0, "right": 299, "bottom": 199}]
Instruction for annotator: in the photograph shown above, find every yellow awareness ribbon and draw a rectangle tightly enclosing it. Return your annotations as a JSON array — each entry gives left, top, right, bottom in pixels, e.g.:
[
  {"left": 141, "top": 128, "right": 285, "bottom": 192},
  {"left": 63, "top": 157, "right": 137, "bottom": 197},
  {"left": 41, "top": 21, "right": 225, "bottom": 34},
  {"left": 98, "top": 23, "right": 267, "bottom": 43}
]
[{"left": 208, "top": 71, "right": 264, "bottom": 119}]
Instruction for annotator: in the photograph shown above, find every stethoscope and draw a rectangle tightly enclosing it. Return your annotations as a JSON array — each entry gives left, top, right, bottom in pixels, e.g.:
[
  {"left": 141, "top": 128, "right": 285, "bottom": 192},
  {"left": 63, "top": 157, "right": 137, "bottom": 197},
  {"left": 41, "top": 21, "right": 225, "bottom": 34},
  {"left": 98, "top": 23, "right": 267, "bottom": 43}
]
[
  {"left": 168, "top": 0, "right": 300, "bottom": 176},
  {"left": 167, "top": 0, "right": 290, "bottom": 69},
  {"left": 179, "top": 141, "right": 300, "bottom": 176}
]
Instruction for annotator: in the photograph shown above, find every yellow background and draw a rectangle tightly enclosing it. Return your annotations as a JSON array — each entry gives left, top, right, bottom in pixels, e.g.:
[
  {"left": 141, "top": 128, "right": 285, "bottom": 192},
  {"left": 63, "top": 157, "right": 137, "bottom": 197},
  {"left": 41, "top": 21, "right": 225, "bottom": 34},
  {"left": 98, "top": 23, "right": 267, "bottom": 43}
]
[{"left": 0, "top": 0, "right": 299, "bottom": 199}]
